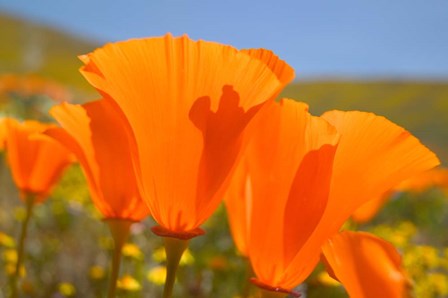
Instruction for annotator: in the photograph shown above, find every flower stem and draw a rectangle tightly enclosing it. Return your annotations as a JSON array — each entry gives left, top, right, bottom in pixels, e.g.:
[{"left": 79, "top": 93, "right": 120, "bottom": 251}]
[
  {"left": 162, "top": 237, "right": 189, "bottom": 298},
  {"left": 10, "top": 195, "right": 35, "bottom": 298},
  {"left": 106, "top": 219, "right": 132, "bottom": 298}
]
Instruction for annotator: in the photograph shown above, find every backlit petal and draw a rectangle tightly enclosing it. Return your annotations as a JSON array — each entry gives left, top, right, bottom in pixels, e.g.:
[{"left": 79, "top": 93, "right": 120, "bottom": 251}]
[
  {"left": 49, "top": 100, "right": 149, "bottom": 221},
  {"left": 223, "top": 159, "right": 251, "bottom": 256},
  {"left": 80, "top": 34, "right": 290, "bottom": 232},
  {"left": 241, "top": 48, "right": 295, "bottom": 87},
  {"left": 322, "top": 231, "right": 409, "bottom": 298},
  {"left": 321, "top": 110, "right": 440, "bottom": 232}
]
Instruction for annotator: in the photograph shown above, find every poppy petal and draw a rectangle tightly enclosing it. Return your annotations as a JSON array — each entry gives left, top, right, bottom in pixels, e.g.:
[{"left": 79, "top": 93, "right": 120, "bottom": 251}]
[
  {"left": 322, "top": 110, "right": 440, "bottom": 231},
  {"left": 241, "top": 48, "right": 295, "bottom": 87},
  {"left": 49, "top": 100, "right": 149, "bottom": 221},
  {"left": 321, "top": 231, "right": 409, "bottom": 298},
  {"left": 223, "top": 158, "right": 252, "bottom": 256}
]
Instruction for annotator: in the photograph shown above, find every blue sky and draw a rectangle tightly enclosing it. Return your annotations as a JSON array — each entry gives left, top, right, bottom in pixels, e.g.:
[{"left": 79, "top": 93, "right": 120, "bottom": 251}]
[{"left": 1, "top": 0, "right": 447, "bottom": 79}]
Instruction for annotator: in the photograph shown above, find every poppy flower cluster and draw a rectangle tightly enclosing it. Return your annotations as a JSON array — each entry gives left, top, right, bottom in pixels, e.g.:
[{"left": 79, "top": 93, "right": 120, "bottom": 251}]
[
  {"left": 0, "top": 33, "right": 440, "bottom": 298},
  {"left": 69, "top": 34, "right": 441, "bottom": 297},
  {"left": 223, "top": 99, "right": 438, "bottom": 297}
]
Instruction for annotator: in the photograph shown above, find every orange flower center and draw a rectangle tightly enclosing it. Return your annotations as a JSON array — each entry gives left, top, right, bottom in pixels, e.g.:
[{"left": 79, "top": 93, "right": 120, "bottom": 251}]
[{"left": 151, "top": 225, "right": 205, "bottom": 240}]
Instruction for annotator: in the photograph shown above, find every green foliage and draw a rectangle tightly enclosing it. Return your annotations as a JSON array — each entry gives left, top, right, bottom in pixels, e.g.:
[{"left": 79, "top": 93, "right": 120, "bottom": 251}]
[{"left": 0, "top": 13, "right": 96, "bottom": 91}]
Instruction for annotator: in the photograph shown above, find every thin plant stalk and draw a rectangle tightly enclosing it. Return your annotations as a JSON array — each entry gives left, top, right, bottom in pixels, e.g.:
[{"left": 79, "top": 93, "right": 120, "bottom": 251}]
[
  {"left": 163, "top": 237, "right": 189, "bottom": 298},
  {"left": 10, "top": 194, "right": 35, "bottom": 298},
  {"left": 106, "top": 219, "right": 133, "bottom": 298}
]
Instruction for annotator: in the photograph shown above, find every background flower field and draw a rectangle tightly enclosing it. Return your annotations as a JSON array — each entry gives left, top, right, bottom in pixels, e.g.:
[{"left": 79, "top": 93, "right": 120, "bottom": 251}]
[{"left": 1, "top": 12, "right": 448, "bottom": 298}]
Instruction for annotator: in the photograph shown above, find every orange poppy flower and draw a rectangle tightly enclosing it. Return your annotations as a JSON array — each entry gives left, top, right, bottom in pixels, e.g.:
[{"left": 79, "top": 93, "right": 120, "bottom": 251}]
[
  {"left": 225, "top": 99, "right": 339, "bottom": 294},
  {"left": 79, "top": 34, "right": 293, "bottom": 237},
  {"left": 47, "top": 99, "right": 151, "bottom": 298},
  {"left": 321, "top": 231, "right": 410, "bottom": 298},
  {"left": 46, "top": 100, "right": 150, "bottom": 221},
  {"left": 3, "top": 118, "right": 74, "bottom": 203},
  {"left": 224, "top": 103, "right": 439, "bottom": 295}
]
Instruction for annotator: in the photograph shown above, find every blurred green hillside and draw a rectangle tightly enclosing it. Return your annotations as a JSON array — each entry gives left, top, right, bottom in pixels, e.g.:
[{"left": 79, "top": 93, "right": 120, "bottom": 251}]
[
  {"left": 1, "top": 12, "right": 447, "bottom": 163},
  {"left": 0, "top": 12, "right": 96, "bottom": 91}
]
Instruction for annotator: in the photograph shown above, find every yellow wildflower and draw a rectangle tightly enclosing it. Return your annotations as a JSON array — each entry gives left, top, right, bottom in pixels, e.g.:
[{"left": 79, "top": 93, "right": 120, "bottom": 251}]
[
  {"left": 117, "top": 275, "right": 141, "bottom": 291},
  {"left": 89, "top": 265, "right": 105, "bottom": 280},
  {"left": 429, "top": 273, "right": 448, "bottom": 296},
  {"left": 58, "top": 282, "right": 76, "bottom": 297},
  {"left": 122, "top": 243, "right": 144, "bottom": 261},
  {"left": 3, "top": 249, "right": 17, "bottom": 263},
  {"left": 0, "top": 232, "right": 15, "bottom": 248},
  {"left": 147, "top": 266, "right": 167, "bottom": 285}
]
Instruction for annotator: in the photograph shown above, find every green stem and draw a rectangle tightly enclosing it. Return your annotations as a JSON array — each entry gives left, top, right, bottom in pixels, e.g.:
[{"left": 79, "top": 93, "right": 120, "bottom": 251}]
[
  {"left": 10, "top": 195, "right": 35, "bottom": 298},
  {"left": 163, "top": 237, "right": 189, "bottom": 298},
  {"left": 106, "top": 219, "right": 132, "bottom": 298}
]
